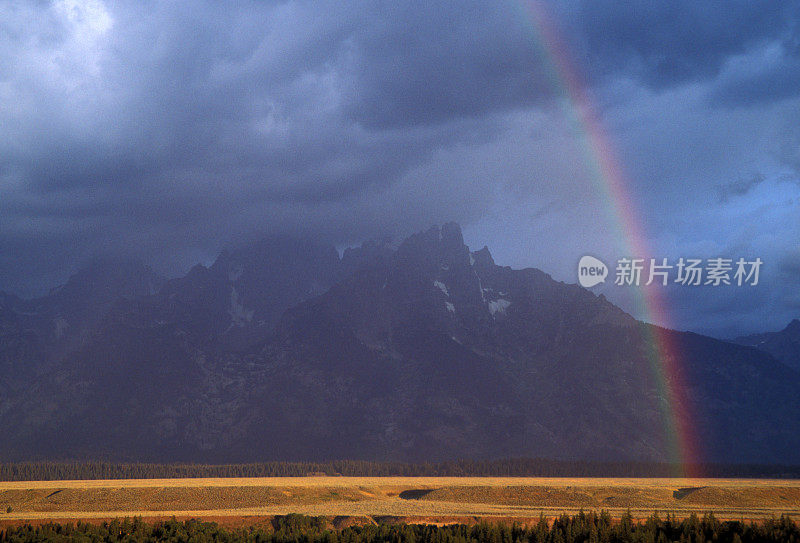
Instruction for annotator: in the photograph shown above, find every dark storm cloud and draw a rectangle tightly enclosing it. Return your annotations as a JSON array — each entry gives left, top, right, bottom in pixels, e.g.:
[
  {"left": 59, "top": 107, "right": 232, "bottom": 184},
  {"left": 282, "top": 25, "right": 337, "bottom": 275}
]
[
  {"left": 1, "top": 0, "right": 799, "bottom": 337},
  {"left": 566, "top": 0, "right": 800, "bottom": 91},
  {"left": 709, "top": 52, "right": 800, "bottom": 107},
  {"left": 0, "top": 0, "right": 516, "bottom": 295},
  {"left": 337, "top": 2, "right": 556, "bottom": 128}
]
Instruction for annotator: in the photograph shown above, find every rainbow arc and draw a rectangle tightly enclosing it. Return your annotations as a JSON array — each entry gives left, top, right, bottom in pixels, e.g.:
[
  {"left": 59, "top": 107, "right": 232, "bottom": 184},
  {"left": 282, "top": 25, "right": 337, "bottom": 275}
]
[{"left": 520, "top": 0, "right": 701, "bottom": 476}]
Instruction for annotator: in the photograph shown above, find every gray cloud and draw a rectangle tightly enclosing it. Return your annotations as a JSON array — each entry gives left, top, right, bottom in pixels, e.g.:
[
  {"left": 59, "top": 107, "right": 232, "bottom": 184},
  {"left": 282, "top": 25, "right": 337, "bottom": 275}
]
[
  {"left": 337, "top": 1, "right": 557, "bottom": 128},
  {"left": 567, "top": 0, "right": 800, "bottom": 90},
  {"left": 716, "top": 173, "right": 766, "bottom": 202},
  {"left": 0, "top": 0, "right": 799, "bottom": 337}
]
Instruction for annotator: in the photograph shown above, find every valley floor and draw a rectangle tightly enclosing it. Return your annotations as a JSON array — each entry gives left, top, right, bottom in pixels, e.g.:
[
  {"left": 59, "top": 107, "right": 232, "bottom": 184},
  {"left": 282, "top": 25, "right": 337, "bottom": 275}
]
[{"left": 1, "top": 477, "right": 799, "bottom": 526}]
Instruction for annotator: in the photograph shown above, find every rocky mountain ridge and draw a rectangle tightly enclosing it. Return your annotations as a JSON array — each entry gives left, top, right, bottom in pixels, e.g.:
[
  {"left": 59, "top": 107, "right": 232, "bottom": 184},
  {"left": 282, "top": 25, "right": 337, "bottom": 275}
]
[{"left": 0, "top": 224, "right": 798, "bottom": 464}]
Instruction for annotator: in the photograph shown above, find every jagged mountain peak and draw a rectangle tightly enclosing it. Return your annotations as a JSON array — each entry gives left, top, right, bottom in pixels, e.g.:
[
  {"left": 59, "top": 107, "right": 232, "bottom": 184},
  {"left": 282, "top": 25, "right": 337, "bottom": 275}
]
[
  {"left": 784, "top": 318, "right": 800, "bottom": 334},
  {"left": 733, "top": 317, "right": 800, "bottom": 373},
  {"left": 140, "top": 235, "right": 344, "bottom": 349},
  {"left": 471, "top": 245, "right": 495, "bottom": 272},
  {"left": 340, "top": 237, "right": 395, "bottom": 279},
  {"left": 49, "top": 258, "right": 165, "bottom": 306},
  {"left": 212, "top": 237, "right": 340, "bottom": 276},
  {"left": 393, "top": 223, "right": 471, "bottom": 277},
  {"left": 440, "top": 221, "right": 465, "bottom": 245},
  {"left": 282, "top": 223, "right": 636, "bottom": 353}
]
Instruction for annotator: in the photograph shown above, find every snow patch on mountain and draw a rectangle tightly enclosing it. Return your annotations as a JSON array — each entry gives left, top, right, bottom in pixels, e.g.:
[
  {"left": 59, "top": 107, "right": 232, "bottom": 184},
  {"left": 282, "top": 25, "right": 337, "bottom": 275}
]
[
  {"left": 228, "top": 287, "right": 253, "bottom": 327},
  {"left": 488, "top": 299, "right": 511, "bottom": 315},
  {"left": 434, "top": 280, "right": 449, "bottom": 296},
  {"left": 53, "top": 317, "right": 69, "bottom": 339},
  {"left": 475, "top": 273, "right": 486, "bottom": 302}
]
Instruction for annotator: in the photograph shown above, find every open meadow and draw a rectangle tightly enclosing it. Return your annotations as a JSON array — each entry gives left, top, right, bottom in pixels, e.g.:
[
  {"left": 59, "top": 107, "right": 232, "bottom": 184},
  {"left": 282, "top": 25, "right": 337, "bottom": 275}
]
[{"left": 1, "top": 477, "right": 799, "bottom": 527}]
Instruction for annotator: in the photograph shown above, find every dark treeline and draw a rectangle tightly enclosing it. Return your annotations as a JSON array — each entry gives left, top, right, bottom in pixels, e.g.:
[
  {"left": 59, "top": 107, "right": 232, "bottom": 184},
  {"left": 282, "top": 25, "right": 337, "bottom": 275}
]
[
  {"left": 1, "top": 513, "right": 799, "bottom": 543},
  {"left": 1, "top": 459, "right": 800, "bottom": 481}
]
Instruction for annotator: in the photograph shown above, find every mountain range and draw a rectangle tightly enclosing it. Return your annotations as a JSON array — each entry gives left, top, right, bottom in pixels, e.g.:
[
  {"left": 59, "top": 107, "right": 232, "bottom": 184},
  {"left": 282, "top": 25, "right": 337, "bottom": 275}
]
[
  {"left": 734, "top": 319, "right": 800, "bottom": 373},
  {"left": 1, "top": 223, "right": 798, "bottom": 464}
]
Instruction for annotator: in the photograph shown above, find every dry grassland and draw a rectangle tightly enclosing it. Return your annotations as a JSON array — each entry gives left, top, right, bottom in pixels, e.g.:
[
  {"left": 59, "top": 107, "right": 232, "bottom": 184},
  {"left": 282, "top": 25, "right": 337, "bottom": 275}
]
[{"left": 0, "top": 477, "right": 798, "bottom": 525}]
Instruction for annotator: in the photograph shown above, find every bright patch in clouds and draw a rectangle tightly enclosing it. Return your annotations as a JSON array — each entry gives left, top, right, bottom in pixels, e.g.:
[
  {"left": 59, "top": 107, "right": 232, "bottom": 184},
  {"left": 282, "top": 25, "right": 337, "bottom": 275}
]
[
  {"left": 54, "top": 0, "right": 113, "bottom": 37},
  {"left": 52, "top": 0, "right": 113, "bottom": 79}
]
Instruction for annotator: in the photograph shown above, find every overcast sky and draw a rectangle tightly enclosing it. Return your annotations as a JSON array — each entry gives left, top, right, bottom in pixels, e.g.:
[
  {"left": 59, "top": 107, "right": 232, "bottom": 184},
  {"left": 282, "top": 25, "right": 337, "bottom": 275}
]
[{"left": 1, "top": 0, "right": 799, "bottom": 337}]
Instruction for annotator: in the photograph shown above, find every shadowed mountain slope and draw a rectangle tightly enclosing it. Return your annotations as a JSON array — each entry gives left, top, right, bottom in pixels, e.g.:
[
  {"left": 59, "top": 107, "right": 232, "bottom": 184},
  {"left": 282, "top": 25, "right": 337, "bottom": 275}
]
[{"left": 0, "top": 224, "right": 798, "bottom": 464}]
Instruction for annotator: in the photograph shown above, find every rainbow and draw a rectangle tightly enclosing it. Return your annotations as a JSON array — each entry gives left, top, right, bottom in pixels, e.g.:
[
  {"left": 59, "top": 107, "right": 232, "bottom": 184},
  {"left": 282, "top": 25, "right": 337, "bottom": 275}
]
[{"left": 518, "top": 0, "right": 701, "bottom": 476}]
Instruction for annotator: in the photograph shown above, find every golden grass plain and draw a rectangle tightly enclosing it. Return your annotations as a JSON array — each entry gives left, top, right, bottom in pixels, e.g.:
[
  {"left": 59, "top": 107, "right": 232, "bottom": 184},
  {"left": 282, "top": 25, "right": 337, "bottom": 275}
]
[{"left": 1, "top": 477, "right": 799, "bottom": 525}]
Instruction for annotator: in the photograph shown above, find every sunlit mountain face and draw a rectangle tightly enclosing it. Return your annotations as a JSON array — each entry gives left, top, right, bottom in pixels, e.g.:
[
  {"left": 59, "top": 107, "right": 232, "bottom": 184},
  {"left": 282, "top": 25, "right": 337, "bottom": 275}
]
[{"left": 0, "top": 1, "right": 798, "bottom": 467}]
